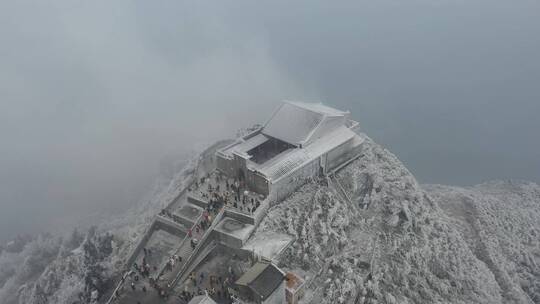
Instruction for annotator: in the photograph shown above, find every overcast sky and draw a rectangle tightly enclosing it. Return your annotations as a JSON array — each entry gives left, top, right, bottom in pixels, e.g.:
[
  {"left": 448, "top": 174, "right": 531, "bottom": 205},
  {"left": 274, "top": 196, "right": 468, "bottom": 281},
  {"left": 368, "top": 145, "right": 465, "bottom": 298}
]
[{"left": 1, "top": 0, "right": 539, "bottom": 242}]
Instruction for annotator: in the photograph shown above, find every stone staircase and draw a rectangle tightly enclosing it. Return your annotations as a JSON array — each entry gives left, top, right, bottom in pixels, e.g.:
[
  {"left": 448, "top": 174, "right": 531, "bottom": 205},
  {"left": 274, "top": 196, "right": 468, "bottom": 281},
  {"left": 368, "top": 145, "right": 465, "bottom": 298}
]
[
  {"left": 155, "top": 215, "right": 188, "bottom": 236},
  {"left": 187, "top": 194, "right": 209, "bottom": 209},
  {"left": 157, "top": 202, "right": 210, "bottom": 283},
  {"left": 177, "top": 239, "right": 193, "bottom": 258},
  {"left": 170, "top": 208, "right": 226, "bottom": 288}
]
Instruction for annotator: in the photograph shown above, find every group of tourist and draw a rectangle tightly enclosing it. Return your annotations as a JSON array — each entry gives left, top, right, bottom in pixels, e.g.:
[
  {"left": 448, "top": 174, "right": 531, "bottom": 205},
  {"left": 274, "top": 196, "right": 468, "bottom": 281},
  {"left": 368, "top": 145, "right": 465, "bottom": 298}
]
[
  {"left": 156, "top": 188, "right": 224, "bottom": 300},
  {"left": 112, "top": 172, "right": 256, "bottom": 303},
  {"left": 112, "top": 247, "right": 164, "bottom": 301},
  {"left": 165, "top": 254, "right": 183, "bottom": 272},
  {"left": 191, "top": 173, "right": 263, "bottom": 216},
  {"left": 180, "top": 266, "right": 237, "bottom": 304}
]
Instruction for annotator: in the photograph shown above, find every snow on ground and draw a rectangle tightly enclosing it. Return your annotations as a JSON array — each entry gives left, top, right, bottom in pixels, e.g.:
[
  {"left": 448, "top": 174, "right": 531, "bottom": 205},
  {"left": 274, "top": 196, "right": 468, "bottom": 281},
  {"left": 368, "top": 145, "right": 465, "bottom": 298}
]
[
  {"left": 0, "top": 147, "right": 203, "bottom": 304},
  {"left": 253, "top": 135, "right": 539, "bottom": 304},
  {"left": 214, "top": 218, "right": 254, "bottom": 241},
  {"left": 241, "top": 232, "right": 293, "bottom": 261},
  {"left": 425, "top": 181, "right": 540, "bottom": 303},
  {"left": 135, "top": 229, "right": 183, "bottom": 276},
  {"left": 1, "top": 135, "right": 539, "bottom": 304}
]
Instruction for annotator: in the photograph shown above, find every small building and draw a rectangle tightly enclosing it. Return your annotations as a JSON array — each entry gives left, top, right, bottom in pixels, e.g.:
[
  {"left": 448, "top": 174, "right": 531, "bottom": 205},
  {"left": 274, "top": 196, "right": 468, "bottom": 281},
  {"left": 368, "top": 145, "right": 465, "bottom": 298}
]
[
  {"left": 216, "top": 101, "right": 364, "bottom": 201},
  {"left": 284, "top": 272, "right": 305, "bottom": 304},
  {"left": 234, "top": 261, "right": 286, "bottom": 304},
  {"left": 188, "top": 294, "right": 217, "bottom": 304}
]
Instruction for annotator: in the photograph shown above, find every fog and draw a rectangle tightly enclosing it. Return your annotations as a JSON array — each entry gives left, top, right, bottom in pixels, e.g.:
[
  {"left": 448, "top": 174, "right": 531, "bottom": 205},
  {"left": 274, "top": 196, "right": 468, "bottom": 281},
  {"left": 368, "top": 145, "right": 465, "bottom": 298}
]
[{"left": 1, "top": 0, "right": 539, "bottom": 242}]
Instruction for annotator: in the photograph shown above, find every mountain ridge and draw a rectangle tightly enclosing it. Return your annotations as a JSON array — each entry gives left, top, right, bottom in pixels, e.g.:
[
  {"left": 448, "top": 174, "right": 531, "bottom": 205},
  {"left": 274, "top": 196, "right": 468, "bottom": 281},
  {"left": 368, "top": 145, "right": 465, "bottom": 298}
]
[{"left": 0, "top": 135, "right": 538, "bottom": 304}]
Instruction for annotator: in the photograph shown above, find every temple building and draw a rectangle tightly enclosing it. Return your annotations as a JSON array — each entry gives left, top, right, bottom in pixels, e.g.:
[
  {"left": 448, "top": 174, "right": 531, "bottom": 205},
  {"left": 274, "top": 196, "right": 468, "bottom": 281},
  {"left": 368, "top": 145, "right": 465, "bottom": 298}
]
[
  {"left": 234, "top": 261, "right": 286, "bottom": 304},
  {"left": 216, "top": 101, "right": 364, "bottom": 201}
]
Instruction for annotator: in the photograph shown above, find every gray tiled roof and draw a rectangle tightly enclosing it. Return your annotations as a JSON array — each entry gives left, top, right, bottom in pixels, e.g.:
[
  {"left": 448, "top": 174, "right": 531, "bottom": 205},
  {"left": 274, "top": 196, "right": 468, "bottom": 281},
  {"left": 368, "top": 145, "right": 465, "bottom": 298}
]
[
  {"left": 236, "top": 262, "right": 285, "bottom": 300},
  {"left": 262, "top": 101, "right": 349, "bottom": 147},
  {"left": 263, "top": 102, "right": 324, "bottom": 146}
]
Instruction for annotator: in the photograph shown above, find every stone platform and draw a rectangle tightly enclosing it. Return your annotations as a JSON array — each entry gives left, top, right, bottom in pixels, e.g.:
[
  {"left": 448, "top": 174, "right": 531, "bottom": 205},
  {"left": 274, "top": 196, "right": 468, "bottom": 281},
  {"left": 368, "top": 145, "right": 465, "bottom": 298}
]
[{"left": 214, "top": 217, "right": 255, "bottom": 248}]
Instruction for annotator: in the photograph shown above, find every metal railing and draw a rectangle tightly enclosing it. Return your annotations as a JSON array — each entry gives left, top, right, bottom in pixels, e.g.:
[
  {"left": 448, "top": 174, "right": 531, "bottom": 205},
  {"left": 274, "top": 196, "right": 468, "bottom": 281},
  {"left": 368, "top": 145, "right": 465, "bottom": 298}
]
[
  {"left": 170, "top": 207, "right": 225, "bottom": 288},
  {"left": 104, "top": 270, "right": 132, "bottom": 304},
  {"left": 103, "top": 142, "right": 231, "bottom": 304},
  {"left": 156, "top": 213, "right": 203, "bottom": 279}
]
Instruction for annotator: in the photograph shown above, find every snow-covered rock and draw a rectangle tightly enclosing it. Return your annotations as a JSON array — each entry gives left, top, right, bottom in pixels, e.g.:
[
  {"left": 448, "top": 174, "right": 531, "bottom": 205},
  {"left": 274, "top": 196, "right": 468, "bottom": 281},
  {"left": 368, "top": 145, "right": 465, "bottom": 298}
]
[
  {"left": 254, "top": 135, "right": 539, "bottom": 304},
  {"left": 1, "top": 135, "right": 539, "bottom": 304},
  {"left": 0, "top": 150, "right": 200, "bottom": 304}
]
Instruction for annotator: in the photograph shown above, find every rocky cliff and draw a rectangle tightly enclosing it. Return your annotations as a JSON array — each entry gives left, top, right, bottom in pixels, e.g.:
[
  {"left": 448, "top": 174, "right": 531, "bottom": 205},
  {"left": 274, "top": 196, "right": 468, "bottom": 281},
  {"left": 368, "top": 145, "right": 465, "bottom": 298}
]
[
  {"left": 255, "top": 135, "right": 539, "bottom": 304},
  {"left": 0, "top": 135, "right": 538, "bottom": 304}
]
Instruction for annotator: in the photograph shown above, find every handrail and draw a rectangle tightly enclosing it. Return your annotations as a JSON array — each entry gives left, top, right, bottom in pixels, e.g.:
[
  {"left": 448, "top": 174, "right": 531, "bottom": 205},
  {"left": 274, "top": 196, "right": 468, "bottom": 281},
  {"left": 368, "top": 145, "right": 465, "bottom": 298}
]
[
  {"left": 163, "top": 212, "right": 204, "bottom": 281},
  {"left": 104, "top": 143, "right": 227, "bottom": 304},
  {"left": 171, "top": 208, "right": 223, "bottom": 287},
  {"left": 330, "top": 175, "right": 360, "bottom": 214},
  {"left": 104, "top": 219, "right": 156, "bottom": 304},
  {"left": 333, "top": 175, "right": 352, "bottom": 204},
  {"left": 170, "top": 207, "right": 225, "bottom": 288},
  {"left": 157, "top": 213, "right": 202, "bottom": 278},
  {"left": 176, "top": 240, "right": 217, "bottom": 288},
  {"left": 104, "top": 174, "right": 199, "bottom": 304},
  {"left": 104, "top": 270, "right": 131, "bottom": 304}
]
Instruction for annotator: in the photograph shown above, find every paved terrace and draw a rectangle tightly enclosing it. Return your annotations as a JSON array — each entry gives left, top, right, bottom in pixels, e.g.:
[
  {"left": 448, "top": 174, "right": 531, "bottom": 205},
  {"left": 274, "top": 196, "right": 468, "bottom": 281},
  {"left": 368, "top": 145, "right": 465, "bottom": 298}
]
[
  {"left": 189, "top": 171, "right": 266, "bottom": 217},
  {"left": 105, "top": 141, "right": 238, "bottom": 304},
  {"left": 107, "top": 150, "right": 275, "bottom": 303},
  {"left": 115, "top": 230, "right": 183, "bottom": 304},
  {"left": 172, "top": 245, "right": 251, "bottom": 304},
  {"left": 111, "top": 200, "right": 218, "bottom": 304}
]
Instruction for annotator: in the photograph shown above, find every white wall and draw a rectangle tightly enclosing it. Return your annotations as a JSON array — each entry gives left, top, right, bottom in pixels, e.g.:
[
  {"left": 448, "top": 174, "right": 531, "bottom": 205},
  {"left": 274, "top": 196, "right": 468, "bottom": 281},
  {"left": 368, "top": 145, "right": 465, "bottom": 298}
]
[
  {"left": 263, "top": 281, "right": 286, "bottom": 304},
  {"left": 271, "top": 158, "right": 319, "bottom": 201}
]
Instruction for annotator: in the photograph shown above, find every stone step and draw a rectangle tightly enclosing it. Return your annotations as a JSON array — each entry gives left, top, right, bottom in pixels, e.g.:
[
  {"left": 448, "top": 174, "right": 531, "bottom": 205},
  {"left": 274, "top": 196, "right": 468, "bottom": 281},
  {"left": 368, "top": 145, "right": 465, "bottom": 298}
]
[
  {"left": 155, "top": 216, "right": 188, "bottom": 237},
  {"left": 172, "top": 213, "right": 197, "bottom": 228},
  {"left": 224, "top": 208, "right": 255, "bottom": 225},
  {"left": 187, "top": 195, "right": 208, "bottom": 209},
  {"left": 181, "top": 245, "right": 191, "bottom": 258}
]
